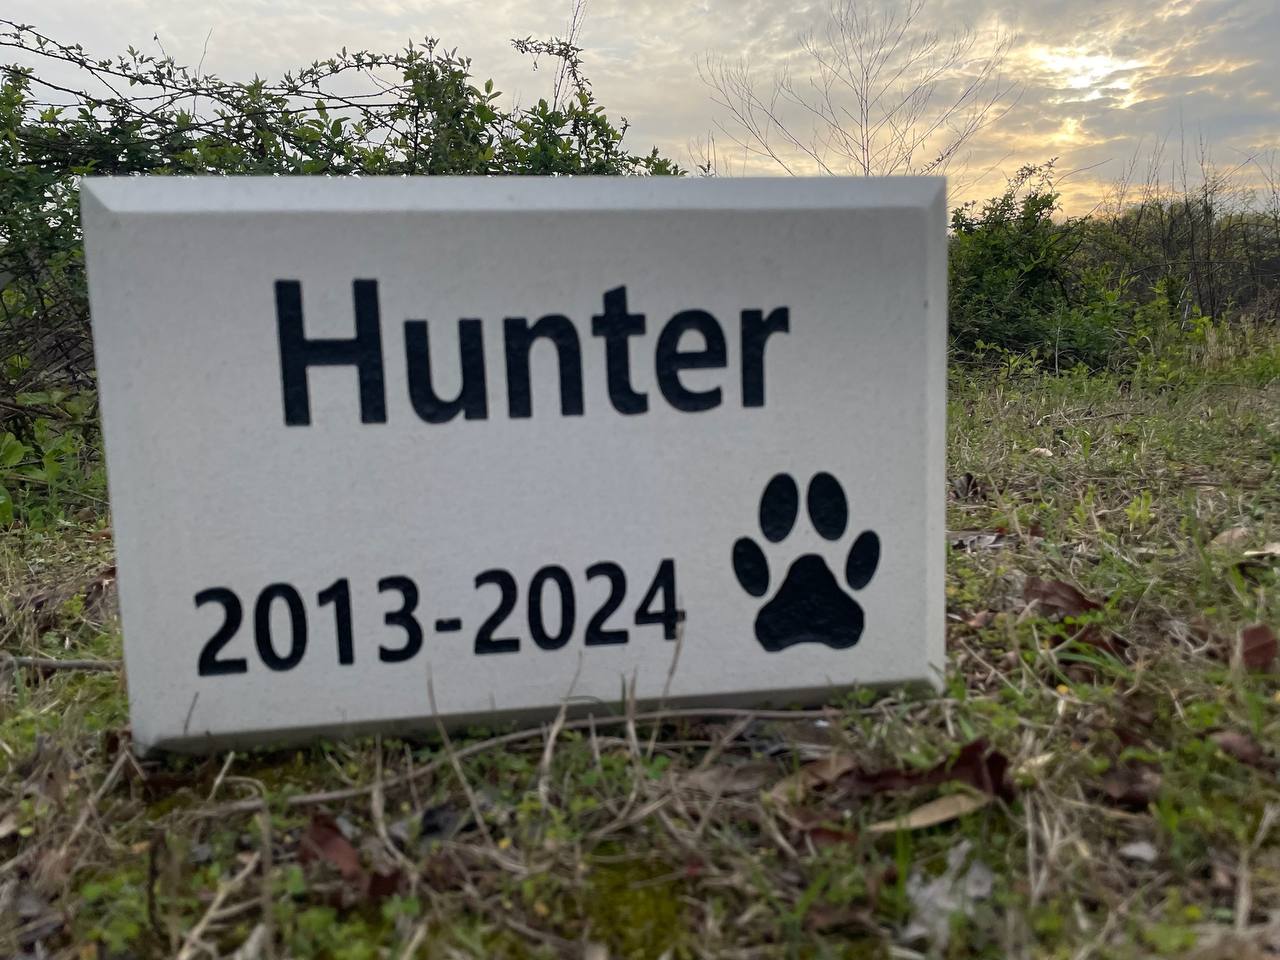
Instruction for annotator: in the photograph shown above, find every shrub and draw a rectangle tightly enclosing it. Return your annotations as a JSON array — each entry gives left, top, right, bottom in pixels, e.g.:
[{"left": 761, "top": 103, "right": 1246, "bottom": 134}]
[
  {"left": 0, "top": 21, "right": 678, "bottom": 434},
  {"left": 947, "top": 162, "right": 1118, "bottom": 368}
]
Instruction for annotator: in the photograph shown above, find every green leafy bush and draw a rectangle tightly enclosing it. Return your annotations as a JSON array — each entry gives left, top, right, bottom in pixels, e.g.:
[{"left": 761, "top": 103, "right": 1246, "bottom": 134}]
[
  {"left": 948, "top": 162, "right": 1119, "bottom": 368},
  {"left": 0, "top": 21, "right": 677, "bottom": 424}
]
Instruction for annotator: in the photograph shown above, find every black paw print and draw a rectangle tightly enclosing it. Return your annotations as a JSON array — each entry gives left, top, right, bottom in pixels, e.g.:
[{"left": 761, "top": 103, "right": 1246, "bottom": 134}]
[{"left": 732, "top": 472, "right": 881, "bottom": 652}]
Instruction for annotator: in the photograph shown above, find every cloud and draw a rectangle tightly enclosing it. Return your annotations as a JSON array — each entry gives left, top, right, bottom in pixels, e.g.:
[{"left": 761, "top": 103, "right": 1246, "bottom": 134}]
[{"left": 6, "top": 0, "right": 1277, "bottom": 210}]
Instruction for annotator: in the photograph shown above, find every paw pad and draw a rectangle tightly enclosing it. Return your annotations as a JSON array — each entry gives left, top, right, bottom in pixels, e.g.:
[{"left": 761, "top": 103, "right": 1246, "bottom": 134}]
[{"left": 732, "top": 472, "right": 880, "bottom": 652}]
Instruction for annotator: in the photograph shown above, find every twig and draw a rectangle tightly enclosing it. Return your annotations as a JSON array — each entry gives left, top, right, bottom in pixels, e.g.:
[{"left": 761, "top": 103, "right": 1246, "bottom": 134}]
[
  {"left": 52, "top": 750, "right": 129, "bottom": 864},
  {"left": 207, "top": 751, "right": 235, "bottom": 802},
  {"left": 229, "top": 923, "right": 269, "bottom": 960},
  {"left": 257, "top": 805, "right": 275, "bottom": 960},
  {"left": 371, "top": 737, "right": 417, "bottom": 878},
  {"left": 1236, "top": 803, "right": 1279, "bottom": 933},
  {"left": 694, "top": 715, "right": 753, "bottom": 772},
  {"left": 427, "top": 672, "right": 493, "bottom": 847},
  {"left": 175, "top": 851, "right": 262, "bottom": 960},
  {"left": 647, "top": 617, "right": 686, "bottom": 760},
  {"left": 397, "top": 920, "right": 430, "bottom": 960},
  {"left": 537, "top": 653, "right": 583, "bottom": 805}
]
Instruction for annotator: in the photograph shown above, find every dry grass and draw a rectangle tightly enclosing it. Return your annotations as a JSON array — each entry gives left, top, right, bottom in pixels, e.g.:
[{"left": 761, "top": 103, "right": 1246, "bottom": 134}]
[{"left": 1, "top": 351, "right": 1278, "bottom": 959}]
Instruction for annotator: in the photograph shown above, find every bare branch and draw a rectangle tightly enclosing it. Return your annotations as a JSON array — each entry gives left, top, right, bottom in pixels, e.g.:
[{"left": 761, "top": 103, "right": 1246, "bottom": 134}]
[{"left": 701, "top": 0, "right": 1016, "bottom": 179}]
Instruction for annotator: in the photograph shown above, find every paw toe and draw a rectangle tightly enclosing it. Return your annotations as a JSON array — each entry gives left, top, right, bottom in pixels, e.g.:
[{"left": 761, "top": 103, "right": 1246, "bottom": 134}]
[
  {"left": 759, "top": 474, "right": 799, "bottom": 542},
  {"left": 845, "top": 531, "right": 881, "bottom": 590},
  {"left": 733, "top": 537, "right": 770, "bottom": 597},
  {"left": 807, "top": 472, "right": 848, "bottom": 540}
]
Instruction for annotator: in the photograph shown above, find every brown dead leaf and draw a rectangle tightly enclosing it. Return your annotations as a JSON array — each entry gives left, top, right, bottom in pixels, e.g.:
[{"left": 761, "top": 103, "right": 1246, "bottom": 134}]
[
  {"left": 946, "top": 740, "right": 1014, "bottom": 800},
  {"left": 965, "top": 610, "right": 997, "bottom": 629},
  {"left": 866, "top": 791, "right": 992, "bottom": 834},
  {"left": 772, "top": 741, "right": 1014, "bottom": 814},
  {"left": 839, "top": 740, "right": 1013, "bottom": 802},
  {"left": 1210, "top": 730, "right": 1268, "bottom": 767},
  {"left": 1099, "top": 764, "right": 1162, "bottom": 810},
  {"left": 365, "top": 869, "right": 404, "bottom": 901},
  {"left": 1211, "top": 526, "right": 1252, "bottom": 549},
  {"left": 682, "top": 761, "right": 775, "bottom": 796},
  {"left": 82, "top": 565, "right": 117, "bottom": 619},
  {"left": 1239, "top": 623, "right": 1278, "bottom": 672},
  {"left": 1023, "top": 577, "right": 1102, "bottom": 618},
  {"left": 298, "top": 814, "right": 402, "bottom": 903},
  {"left": 805, "top": 824, "right": 861, "bottom": 849},
  {"left": 299, "top": 813, "right": 363, "bottom": 882},
  {"left": 805, "top": 904, "right": 876, "bottom": 933},
  {"left": 768, "top": 753, "right": 858, "bottom": 806}
]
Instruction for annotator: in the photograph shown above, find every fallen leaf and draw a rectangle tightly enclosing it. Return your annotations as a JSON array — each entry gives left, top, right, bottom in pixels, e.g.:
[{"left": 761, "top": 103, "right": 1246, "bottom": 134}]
[
  {"left": 1028, "top": 447, "right": 1054, "bottom": 457},
  {"left": 1239, "top": 623, "right": 1278, "bottom": 671},
  {"left": 1117, "top": 840, "right": 1157, "bottom": 863},
  {"left": 299, "top": 814, "right": 403, "bottom": 903},
  {"left": 839, "top": 740, "right": 1013, "bottom": 802},
  {"left": 866, "top": 791, "right": 991, "bottom": 834},
  {"left": 965, "top": 610, "right": 996, "bottom": 629},
  {"left": 948, "top": 741, "right": 1012, "bottom": 799},
  {"left": 805, "top": 825, "right": 861, "bottom": 849},
  {"left": 0, "top": 812, "right": 16, "bottom": 840},
  {"left": 768, "top": 753, "right": 858, "bottom": 806},
  {"left": 1016, "top": 752, "right": 1055, "bottom": 777},
  {"left": 82, "top": 565, "right": 117, "bottom": 618},
  {"left": 950, "top": 531, "right": 1007, "bottom": 551},
  {"left": 949, "top": 473, "right": 988, "bottom": 502},
  {"left": 804, "top": 904, "right": 875, "bottom": 933},
  {"left": 1210, "top": 856, "right": 1235, "bottom": 892},
  {"left": 1211, "top": 526, "right": 1251, "bottom": 549},
  {"left": 1210, "top": 730, "right": 1268, "bottom": 767},
  {"left": 365, "top": 869, "right": 404, "bottom": 901},
  {"left": 1023, "top": 577, "right": 1102, "bottom": 618},
  {"left": 682, "top": 761, "right": 775, "bottom": 796},
  {"left": 1243, "top": 542, "right": 1280, "bottom": 560},
  {"left": 1099, "top": 764, "right": 1162, "bottom": 810},
  {"left": 299, "top": 813, "right": 363, "bottom": 882},
  {"left": 772, "top": 742, "right": 1014, "bottom": 815}
]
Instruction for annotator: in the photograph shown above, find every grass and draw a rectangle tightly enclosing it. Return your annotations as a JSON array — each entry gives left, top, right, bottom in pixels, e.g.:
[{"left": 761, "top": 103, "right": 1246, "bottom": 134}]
[{"left": 1, "top": 341, "right": 1278, "bottom": 959}]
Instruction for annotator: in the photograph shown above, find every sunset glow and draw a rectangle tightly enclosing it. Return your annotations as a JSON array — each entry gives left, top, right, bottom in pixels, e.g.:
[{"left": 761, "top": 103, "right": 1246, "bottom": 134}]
[{"left": 7, "top": 0, "right": 1276, "bottom": 211}]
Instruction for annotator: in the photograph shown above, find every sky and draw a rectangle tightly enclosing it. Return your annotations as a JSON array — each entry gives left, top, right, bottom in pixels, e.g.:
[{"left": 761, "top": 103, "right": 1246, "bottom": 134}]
[{"left": 7, "top": 0, "right": 1279, "bottom": 212}]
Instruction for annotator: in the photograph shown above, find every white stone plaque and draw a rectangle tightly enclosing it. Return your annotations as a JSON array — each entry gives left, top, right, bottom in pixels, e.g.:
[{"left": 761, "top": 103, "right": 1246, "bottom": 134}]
[{"left": 81, "top": 176, "right": 947, "bottom": 752}]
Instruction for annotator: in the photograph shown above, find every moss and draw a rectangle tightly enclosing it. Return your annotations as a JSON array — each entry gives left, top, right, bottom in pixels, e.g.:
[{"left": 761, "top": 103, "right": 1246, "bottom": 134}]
[{"left": 583, "top": 859, "right": 684, "bottom": 960}]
